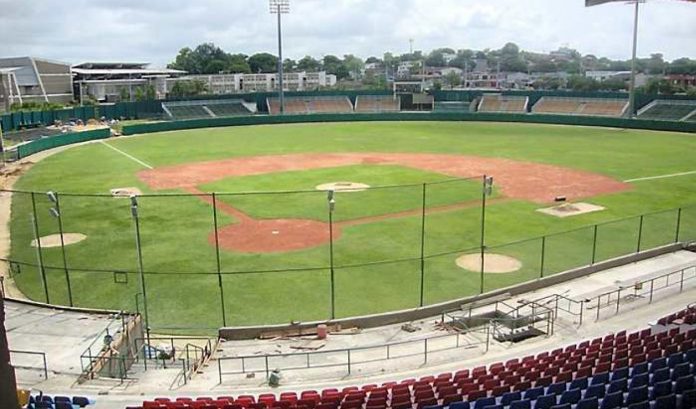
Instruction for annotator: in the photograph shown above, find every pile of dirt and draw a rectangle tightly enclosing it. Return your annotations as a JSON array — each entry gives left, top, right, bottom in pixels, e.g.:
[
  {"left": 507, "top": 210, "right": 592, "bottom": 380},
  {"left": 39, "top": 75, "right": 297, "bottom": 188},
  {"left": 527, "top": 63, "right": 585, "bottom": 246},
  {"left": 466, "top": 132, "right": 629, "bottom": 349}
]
[
  {"left": 315, "top": 181, "right": 370, "bottom": 192},
  {"left": 456, "top": 253, "right": 522, "bottom": 274},
  {"left": 31, "top": 233, "right": 87, "bottom": 248}
]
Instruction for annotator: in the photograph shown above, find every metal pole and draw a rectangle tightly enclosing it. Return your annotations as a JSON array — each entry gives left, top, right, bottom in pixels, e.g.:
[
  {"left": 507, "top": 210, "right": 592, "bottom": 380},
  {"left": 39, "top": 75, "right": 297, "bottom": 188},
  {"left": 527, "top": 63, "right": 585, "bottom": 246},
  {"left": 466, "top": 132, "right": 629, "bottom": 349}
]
[
  {"left": 636, "top": 215, "right": 644, "bottom": 253},
  {"left": 591, "top": 225, "right": 598, "bottom": 265},
  {"left": 131, "top": 198, "right": 151, "bottom": 347},
  {"left": 540, "top": 235, "right": 546, "bottom": 278},
  {"left": 0, "top": 123, "right": 5, "bottom": 168},
  {"left": 479, "top": 175, "right": 488, "bottom": 294},
  {"left": 212, "top": 193, "right": 227, "bottom": 327},
  {"left": 419, "top": 183, "right": 426, "bottom": 307},
  {"left": 277, "top": 4, "right": 285, "bottom": 114},
  {"left": 30, "top": 193, "right": 50, "bottom": 304},
  {"left": 54, "top": 193, "right": 73, "bottom": 306},
  {"left": 329, "top": 202, "right": 335, "bottom": 319},
  {"left": 627, "top": 0, "right": 640, "bottom": 119},
  {"left": 675, "top": 208, "right": 682, "bottom": 243}
]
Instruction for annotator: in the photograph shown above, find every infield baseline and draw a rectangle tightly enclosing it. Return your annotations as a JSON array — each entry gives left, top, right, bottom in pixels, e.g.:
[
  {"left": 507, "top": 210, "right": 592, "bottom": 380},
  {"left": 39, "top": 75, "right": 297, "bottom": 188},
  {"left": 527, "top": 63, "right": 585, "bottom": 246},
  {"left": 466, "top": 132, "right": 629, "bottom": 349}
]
[
  {"left": 624, "top": 170, "right": 696, "bottom": 183},
  {"left": 100, "top": 140, "right": 154, "bottom": 169}
]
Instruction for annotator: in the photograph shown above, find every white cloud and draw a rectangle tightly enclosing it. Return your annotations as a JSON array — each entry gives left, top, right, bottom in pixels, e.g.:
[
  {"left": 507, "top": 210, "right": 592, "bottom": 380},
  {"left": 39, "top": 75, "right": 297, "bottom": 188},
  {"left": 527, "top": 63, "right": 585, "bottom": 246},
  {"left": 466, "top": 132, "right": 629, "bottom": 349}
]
[{"left": 0, "top": 0, "right": 694, "bottom": 66}]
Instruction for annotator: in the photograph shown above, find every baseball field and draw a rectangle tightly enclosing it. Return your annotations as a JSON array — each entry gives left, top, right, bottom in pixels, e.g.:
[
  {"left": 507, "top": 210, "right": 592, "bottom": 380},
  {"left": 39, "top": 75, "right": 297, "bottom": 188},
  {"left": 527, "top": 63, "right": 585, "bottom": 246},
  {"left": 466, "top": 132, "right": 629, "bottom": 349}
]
[{"left": 6, "top": 121, "right": 696, "bottom": 331}]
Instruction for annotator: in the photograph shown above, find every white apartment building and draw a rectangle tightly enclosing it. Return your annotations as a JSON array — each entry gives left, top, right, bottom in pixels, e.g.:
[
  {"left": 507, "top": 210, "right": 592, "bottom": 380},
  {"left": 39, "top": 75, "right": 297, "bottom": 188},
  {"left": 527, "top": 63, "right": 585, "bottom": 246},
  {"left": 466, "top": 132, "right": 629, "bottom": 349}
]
[{"left": 167, "top": 71, "right": 337, "bottom": 94}]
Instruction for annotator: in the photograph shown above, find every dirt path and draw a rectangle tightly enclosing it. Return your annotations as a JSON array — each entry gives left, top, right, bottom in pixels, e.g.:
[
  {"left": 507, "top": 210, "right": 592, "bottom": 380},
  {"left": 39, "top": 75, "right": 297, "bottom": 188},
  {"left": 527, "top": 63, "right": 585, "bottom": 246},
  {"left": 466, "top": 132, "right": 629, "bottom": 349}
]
[
  {"left": 154, "top": 153, "right": 630, "bottom": 253},
  {"left": 139, "top": 152, "right": 630, "bottom": 204}
]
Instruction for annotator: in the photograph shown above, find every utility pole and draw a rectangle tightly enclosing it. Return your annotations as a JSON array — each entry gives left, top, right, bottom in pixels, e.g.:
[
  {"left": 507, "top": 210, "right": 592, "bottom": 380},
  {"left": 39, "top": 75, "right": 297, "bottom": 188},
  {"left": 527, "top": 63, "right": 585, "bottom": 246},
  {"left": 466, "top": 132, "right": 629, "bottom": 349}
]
[{"left": 270, "top": 0, "right": 289, "bottom": 114}]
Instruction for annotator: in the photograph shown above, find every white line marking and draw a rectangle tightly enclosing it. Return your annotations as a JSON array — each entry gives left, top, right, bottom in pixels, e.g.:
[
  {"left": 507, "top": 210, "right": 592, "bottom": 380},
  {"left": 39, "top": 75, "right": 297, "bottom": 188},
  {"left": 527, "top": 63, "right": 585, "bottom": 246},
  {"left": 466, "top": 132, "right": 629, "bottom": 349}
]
[
  {"left": 624, "top": 170, "right": 696, "bottom": 183},
  {"left": 100, "top": 140, "right": 153, "bottom": 169}
]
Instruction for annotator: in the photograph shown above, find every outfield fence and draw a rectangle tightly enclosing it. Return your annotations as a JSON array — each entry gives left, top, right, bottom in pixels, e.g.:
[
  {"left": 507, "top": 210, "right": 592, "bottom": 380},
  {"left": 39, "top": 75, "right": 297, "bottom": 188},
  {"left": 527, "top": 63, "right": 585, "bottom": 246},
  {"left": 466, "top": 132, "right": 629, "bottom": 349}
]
[{"left": 2, "top": 181, "right": 695, "bottom": 331}]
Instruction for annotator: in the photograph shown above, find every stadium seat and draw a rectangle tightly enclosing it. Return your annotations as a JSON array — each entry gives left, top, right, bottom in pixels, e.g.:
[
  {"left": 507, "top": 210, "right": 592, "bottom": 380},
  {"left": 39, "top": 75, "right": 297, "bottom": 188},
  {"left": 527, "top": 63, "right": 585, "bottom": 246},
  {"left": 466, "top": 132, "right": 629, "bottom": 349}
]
[
  {"left": 534, "top": 394, "right": 557, "bottom": 409},
  {"left": 576, "top": 397, "right": 599, "bottom": 409},
  {"left": 599, "top": 391, "right": 623, "bottom": 409}
]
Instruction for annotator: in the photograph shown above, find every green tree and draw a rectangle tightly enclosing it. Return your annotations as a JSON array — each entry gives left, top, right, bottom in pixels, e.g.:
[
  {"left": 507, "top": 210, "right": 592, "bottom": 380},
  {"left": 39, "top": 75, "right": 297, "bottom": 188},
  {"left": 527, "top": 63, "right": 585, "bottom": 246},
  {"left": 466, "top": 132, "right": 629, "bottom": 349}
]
[
  {"left": 444, "top": 71, "right": 461, "bottom": 89},
  {"left": 204, "top": 59, "right": 227, "bottom": 74},
  {"left": 297, "top": 55, "right": 322, "bottom": 71},
  {"left": 170, "top": 80, "right": 209, "bottom": 97},
  {"left": 667, "top": 58, "right": 696, "bottom": 75},
  {"left": 228, "top": 54, "right": 251, "bottom": 73},
  {"left": 119, "top": 87, "right": 131, "bottom": 102},
  {"left": 248, "top": 53, "right": 278, "bottom": 73},
  {"left": 283, "top": 58, "right": 297, "bottom": 72},
  {"left": 343, "top": 55, "right": 364, "bottom": 79}
]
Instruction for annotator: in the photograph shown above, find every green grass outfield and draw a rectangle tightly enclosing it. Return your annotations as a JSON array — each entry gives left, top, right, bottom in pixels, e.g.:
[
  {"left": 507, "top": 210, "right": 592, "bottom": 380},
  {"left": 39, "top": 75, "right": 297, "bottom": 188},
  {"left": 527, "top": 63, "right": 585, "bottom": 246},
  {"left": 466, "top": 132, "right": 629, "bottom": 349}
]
[{"left": 8, "top": 121, "right": 696, "bottom": 332}]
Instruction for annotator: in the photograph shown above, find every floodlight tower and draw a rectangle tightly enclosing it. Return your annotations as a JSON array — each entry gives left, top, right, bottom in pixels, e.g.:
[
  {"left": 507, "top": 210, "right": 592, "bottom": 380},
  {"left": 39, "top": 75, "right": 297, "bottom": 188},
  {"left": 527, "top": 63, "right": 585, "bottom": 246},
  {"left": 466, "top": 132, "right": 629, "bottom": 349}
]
[{"left": 270, "top": 0, "right": 290, "bottom": 114}]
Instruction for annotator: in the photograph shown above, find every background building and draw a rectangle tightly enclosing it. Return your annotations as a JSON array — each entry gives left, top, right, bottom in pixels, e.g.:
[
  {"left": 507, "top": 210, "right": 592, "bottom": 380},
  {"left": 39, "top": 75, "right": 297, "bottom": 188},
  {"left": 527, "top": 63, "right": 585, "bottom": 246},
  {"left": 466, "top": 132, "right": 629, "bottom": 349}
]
[
  {"left": 0, "top": 56, "right": 73, "bottom": 111},
  {"left": 167, "top": 71, "right": 337, "bottom": 94},
  {"left": 72, "top": 62, "right": 185, "bottom": 103}
]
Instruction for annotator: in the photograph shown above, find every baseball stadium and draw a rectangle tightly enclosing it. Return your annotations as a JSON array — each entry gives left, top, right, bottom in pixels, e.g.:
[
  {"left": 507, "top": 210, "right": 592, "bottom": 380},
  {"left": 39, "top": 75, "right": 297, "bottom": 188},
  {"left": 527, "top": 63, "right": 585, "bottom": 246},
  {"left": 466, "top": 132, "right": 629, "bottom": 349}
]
[{"left": 1, "top": 1, "right": 696, "bottom": 409}]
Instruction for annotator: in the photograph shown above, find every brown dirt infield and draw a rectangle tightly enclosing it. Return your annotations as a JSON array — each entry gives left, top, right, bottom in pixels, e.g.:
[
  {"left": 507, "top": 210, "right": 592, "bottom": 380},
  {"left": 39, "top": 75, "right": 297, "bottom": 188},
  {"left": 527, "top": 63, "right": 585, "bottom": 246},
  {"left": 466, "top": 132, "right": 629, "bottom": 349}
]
[
  {"left": 456, "top": 253, "right": 523, "bottom": 273},
  {"left": 140, "top": 153, "right": 630, "bottom": 254},
  {"left": 31, "top": 233, "right": 87, "bottom": 248}
]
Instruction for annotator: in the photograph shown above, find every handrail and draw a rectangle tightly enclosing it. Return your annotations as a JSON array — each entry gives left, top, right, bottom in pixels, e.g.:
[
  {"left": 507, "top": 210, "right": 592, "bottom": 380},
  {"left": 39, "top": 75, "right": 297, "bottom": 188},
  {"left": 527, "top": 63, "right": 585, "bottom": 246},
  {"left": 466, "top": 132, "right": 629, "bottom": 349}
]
[{"left": 9, "top": 349, "right": 48, "bottom": 380}]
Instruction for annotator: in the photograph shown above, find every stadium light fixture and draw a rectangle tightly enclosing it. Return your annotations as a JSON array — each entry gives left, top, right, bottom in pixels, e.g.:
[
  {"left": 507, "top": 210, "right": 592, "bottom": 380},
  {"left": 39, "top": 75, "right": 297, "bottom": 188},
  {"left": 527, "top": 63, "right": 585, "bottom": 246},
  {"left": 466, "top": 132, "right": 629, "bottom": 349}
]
[
  {"left": 270, "top": 0, "right": 290, "bottom": 114},
  {"left": 583, "top": 0, "right": 696, "bottom": 117}
]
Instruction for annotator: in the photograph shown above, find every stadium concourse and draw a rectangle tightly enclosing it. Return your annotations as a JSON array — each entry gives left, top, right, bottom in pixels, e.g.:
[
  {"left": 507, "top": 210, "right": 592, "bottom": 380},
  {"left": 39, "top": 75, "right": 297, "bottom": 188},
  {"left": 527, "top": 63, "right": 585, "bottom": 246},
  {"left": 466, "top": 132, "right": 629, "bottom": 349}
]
[{"left": 5, "top": 248, "right": 696, "bottom": 409}]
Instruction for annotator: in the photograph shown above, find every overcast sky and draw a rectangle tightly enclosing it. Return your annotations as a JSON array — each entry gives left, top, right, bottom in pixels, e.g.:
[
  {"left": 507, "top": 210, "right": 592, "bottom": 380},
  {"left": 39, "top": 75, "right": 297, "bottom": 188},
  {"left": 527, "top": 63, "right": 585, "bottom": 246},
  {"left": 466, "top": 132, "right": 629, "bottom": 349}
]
[{"left": 1, "top": 0, "right": 695, "bottom": 67}]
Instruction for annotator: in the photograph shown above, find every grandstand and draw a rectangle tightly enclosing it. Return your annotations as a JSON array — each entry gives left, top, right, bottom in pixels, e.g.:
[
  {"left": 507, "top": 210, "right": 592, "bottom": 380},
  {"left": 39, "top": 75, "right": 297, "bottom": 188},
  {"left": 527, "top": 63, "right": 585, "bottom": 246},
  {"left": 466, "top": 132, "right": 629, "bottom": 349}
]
[
  {"left": 533, "top": 97, "right": 628, "bottom": 117},
  {"left": 267, "top": 96, "right": 354, "bottom": 115},
  {"left": 161, "top": 99, "right": 255, "bottom": 120},
  {"left": 354, "top": 95, "right": 400, "bottom": 113},
  {"left": 433, "top": 101, "right": 473, "bottom": 113},
  {"left": 637, "top": 100, "right": 696, "bottom": 121},
  {"left": 477, "top": 94, "right": 528, "bottom": 113}
]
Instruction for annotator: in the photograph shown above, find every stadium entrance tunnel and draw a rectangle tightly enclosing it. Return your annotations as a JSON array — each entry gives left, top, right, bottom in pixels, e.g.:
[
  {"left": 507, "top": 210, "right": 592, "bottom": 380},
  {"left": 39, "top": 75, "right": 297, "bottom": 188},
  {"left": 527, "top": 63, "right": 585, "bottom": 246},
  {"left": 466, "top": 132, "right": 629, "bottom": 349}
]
[{"left": 210, "top": 218, "right": 337, "bottom": 253}]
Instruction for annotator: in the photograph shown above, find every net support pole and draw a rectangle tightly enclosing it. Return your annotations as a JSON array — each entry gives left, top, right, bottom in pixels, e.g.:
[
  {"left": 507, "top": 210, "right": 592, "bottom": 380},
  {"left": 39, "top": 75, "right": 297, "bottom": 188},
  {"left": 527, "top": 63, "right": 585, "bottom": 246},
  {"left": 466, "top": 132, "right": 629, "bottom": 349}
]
[
  {"left": 212, "top": 193, "right": 227, "bottom": 327},
  {"left": 54, "top": 193, "right": 73, "bottom": 306},
  {"left": 419, "top": 183, "right": 426, "bottom": 307},
  {"left": 479, "top": 175, "right": 487, "bottom": 294},
  {"left": 30, "top": 192, "right": 50, "bottom": 304}
]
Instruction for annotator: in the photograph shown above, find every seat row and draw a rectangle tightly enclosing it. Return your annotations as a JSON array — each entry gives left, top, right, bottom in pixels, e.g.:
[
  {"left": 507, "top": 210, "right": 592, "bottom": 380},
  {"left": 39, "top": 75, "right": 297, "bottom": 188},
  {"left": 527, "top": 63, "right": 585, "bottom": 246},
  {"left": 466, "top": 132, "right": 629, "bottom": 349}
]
[{"left": 135, "top": 320, "right": 696, "bottom": 409}]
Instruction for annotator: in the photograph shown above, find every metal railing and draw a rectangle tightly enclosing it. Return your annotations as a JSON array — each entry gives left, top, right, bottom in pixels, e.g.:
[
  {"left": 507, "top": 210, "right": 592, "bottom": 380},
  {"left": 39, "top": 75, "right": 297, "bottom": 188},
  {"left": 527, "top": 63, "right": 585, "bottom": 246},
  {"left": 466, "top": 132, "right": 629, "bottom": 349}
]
[
  {"left": 588, "top": 265, "right": 696, "bottom": 321},
  {"left": 79, "top": 313, "right": 133, "bottom": 380},
  {"left": 217, "top": 328, "right": 491, "bottom": 383},
  {"left": 10, "top": 350, "right": 48, "bottom": 379}
]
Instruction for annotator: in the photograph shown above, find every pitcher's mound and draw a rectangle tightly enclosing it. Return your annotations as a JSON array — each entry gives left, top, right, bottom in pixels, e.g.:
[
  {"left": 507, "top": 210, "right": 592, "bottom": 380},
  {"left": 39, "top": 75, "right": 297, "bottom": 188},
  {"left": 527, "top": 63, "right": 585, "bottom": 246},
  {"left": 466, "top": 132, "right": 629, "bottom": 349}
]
[
  {"left": 31, "top": 233, "right": 87, "bottom": 248},
  {"left": 456, "top": 253, "right": 522, "bottom": 273},
  {"left": 110, "top": 187, "right": 142, "bottom": 198},
  {"left": 537, "top": 202, "right": 605, "bottom": 218},
  {"left": 316, "top": 182, "right": 370, "bottom": 192}
]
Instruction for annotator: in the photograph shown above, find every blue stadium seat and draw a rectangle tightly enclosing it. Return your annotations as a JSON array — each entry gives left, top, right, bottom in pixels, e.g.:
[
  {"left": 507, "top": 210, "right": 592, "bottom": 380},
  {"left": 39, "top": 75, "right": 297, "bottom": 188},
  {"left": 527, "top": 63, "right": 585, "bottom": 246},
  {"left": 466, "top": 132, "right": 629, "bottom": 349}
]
[
  {"left": 481, "top": 405, "right": 501, "bottom": 409},
  {"left": 473, "top": 397, "right": 496, "bottom": 409},
  {"left": 534, "top": 394, "right": 557, "bottom": 409},
  {"left": 669, "top": 352, "right": 685, "bottom": 368},
  {"left": 522, "top": 386, "right": 544, "bottom": 401},
  {"left": 55, "top": 403, "right": 73, "bottom": 409},
  {"left": 570, "top": 377, "right": 588, "bottom": 390},
  {"left": 629, "top": 373, "right": 648, "bottom": 389},
  {"left": 650, "top": 357, "right": 667, "bottom": 373},
  {"left": 583, "top": 383, "right": 605, "bottom": 400},
  {"left": 549, "top": 404, "right": 570, "bottom": 409},
  {"left": 610, "top": 367, "right": 628, "bottom": 381},
  {"left": 681, "top": 388, "right": 696, "bottom": 409},
  {"left": 508, "top": 399, "right": 530, "bottom": 409},
  {"left": 625, "top": 386, "right": 648, "bottom": 406},
  {"left": 591, "top": 373, "right": 610, "bottom": 385},
  {"left": 73, "top": 396, "right": 90, "bottom": 407},
  {"left": 651, "top": 379, "right": 673, "bottom": 400},
  {"left": 686, "top": 349, "right": 696, "bottom": 364},
  {"left": 599, "top": 391, "right": 623, "bottom": 409},
  {"left": 655, "top": 393, "right": 677, "bottom": 409},
  {"left": 576, "top": 397, "right": 599, "bottom": 409},
  {"left": 449, "top": 402, "right": 469, "bottom": 409},
  {"left": 607, "top": 378, "right": 627, "bottom": 394},
  {"left": 652, "top": 367, "right": 671, "bottom": 384},
  {"left": 627, "top": 401, "right": 650, "bottom": 409},
  {"left": 500, "top": 391, "right": 521, "bottom": 406},
  {"left": 672, "top": 362, "right": 691, "bottom": 380},
  {"left": 547, "top": 382, "right": 567, "bottom": 395},
  {"left": 559, "top": 388, "right": 581, "bottom": 406},
  {"left": 675, "top": 375, "right": 695, "bottom": 394},
  {"left": 631, "top": 362, "right": 648, "bottom": 377}
]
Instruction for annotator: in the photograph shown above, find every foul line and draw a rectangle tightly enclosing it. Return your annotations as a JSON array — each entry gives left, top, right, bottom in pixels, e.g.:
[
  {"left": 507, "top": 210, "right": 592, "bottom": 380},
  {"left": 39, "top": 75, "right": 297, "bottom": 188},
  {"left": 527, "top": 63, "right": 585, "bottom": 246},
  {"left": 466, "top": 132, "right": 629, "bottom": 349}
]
[
  {"left": 624, "top": 170, "right": 696, "bottom": 183},
  {"left": 100, "top": 140, "right": 153, "bottom": 169}
]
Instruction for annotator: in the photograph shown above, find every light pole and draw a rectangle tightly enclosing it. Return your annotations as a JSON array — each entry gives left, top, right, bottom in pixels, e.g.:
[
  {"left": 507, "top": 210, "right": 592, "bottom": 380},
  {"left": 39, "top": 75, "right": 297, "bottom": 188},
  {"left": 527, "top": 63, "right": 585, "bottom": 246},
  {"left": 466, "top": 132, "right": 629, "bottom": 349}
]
[
  {"left": 327, "top": 190, "right": 336, "bottom": 319},
  {"left": 270, "top": 0, "right": 289, "bottom": 114},
  {"left": 130, "top": 195, "right": 150, "bottom": 347},
  {"left": 627, "top": 0, "right": 641, "bottom": 118},
  {"left": 47, "top": 191, "right": 73, "bottom": 307},
  {"left": 479, "top": 176, "right": 494, "bottom": 294}
]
